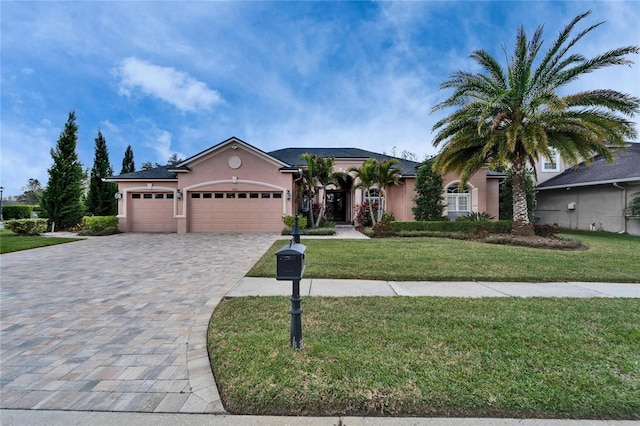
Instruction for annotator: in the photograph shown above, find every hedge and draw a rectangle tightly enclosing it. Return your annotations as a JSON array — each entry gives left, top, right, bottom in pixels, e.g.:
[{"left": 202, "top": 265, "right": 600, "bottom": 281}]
[
  {"left": 78, "top": 216, "right": 119, "bottom": 236},
  {"left": 2, "top": 205, "right": 34, "bottom": 220},
  {"left": 391, "top": 220, "right": 512, "bottom": 234},
  {"left": 4, "top": 219, "right": 48, "bottom": 236}
]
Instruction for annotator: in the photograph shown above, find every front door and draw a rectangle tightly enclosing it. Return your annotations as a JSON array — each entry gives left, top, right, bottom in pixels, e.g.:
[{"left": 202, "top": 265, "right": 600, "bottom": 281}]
[{"left": 326, "top": 191, "right": 346, "bottom": 223}]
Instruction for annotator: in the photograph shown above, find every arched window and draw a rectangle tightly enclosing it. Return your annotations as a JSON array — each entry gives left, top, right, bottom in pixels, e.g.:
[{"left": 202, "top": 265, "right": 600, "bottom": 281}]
[
  {"left": 365, "top": 188, "right": 380, "bottom": 205},
  {"left": 447, "top": 185, "right": 470, "bottom": 213}
]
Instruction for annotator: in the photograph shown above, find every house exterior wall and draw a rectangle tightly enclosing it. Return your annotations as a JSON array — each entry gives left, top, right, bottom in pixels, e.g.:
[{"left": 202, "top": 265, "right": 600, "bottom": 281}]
[
  {"left": 535, "top": 184, "right": 640, "bottom": 236},
  {"left": 486, "top": 178, "right": 501, "bottom": 219},
  {"left": 386, "top": 178, "right": 417, "bottom": 221}
]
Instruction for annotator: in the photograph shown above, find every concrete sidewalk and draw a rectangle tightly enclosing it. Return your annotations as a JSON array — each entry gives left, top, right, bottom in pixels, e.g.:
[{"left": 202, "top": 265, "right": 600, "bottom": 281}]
[
  {"left": 227, "top": 278, "right": 640, "bottom": 298},
  {"left": 2, "top": 409, "right": 637, "bottom": 425}
]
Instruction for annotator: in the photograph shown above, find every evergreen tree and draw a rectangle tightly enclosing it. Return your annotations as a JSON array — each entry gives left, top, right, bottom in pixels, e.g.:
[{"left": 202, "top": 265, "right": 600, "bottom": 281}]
[
  {"left": 40, "top": 110, "right": 86, "bottom": 230},
  {"left": 121, "top": 145, "right": 135, "bottom": 174},
  {"left": 412, "top": 157, "right": 445, "bottom": 221},
  {"left": 85, "top": 129, "right": 118, "bottom": 216}
]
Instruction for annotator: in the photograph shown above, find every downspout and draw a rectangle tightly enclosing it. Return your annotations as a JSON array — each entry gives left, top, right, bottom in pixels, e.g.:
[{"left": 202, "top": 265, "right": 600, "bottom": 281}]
[{"left": 613, "top": 183, "right": 627, "bottom": 234}]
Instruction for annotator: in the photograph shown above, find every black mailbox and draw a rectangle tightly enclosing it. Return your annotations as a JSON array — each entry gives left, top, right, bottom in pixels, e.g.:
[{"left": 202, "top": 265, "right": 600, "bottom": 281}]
[{"left": 275, "top": 242, "right": 306, "bottom": 281}]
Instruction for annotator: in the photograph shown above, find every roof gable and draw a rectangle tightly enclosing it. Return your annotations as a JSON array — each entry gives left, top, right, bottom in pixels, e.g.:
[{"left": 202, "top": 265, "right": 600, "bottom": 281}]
[
  {"left": 178, "top": 136, "right": 288, "bottom": 169},
  {"left": 537, "top": 143, "right": 640, "bottom": 190}
]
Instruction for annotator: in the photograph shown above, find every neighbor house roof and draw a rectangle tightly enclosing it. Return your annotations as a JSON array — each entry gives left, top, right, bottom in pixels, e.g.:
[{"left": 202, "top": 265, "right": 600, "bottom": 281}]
[
  {"left": 268, "top": 147, "right": 421, "bottom": 176},
  {"left": 537, "top": 143, "right": 640, "bottom": 190}
]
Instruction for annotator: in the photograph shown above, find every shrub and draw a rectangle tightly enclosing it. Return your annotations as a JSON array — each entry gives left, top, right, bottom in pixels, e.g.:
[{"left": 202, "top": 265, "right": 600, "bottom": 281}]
[
  {"left": 2, "top": 205, "right": 33, "bottom": 220},
  {"left": 354, "top": 202, "right": 379, "bottom": 227},
  {"left": 381, "top": 212, "right": 395, "bottom": 223},
  {"left": 391, "top": 220, "right": 512, "bottom": 235},
  {"left": 4, "top": 219, "right": 48, "bottom": 236},
  {"left": 371, "top": 220, "right": 394, "bottom": 237},
  {"left": 533, "top": 223, "right": 560, "bottom": 237},
  {"left": 457, "top": 212, "right": 495, "bottom": 222},
  {"left": 626, "top": 196, "right": 640, "bottom": 216},
  {"left": 78, "top": 216, "right": 119, "bottom": 236},
  {"left": 282, "top": 215, "right": 308, "bottom": 230}
]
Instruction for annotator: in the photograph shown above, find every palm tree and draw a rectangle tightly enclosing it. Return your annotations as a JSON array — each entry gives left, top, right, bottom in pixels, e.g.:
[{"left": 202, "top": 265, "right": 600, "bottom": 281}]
[
  {"left": 375, "top": 158, "right": 401, "bottom": 222},
  {"left": 300, "top": 153, "right": 335, "bottom": 228},
  {"left": 349, "top": 158, "right": 379, "bottom": 225},
  {"left": 431, "top": 11, "right": 639, "bottom": 236}
]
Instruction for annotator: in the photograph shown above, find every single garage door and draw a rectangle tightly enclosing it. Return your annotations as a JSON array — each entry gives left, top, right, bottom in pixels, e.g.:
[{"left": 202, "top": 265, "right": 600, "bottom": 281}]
[
  {"left": 129, "top": 192, "right": 177, "bottom": 232},
  {"left": 189, "top": 191, "right": 283, "bottom": 232}
]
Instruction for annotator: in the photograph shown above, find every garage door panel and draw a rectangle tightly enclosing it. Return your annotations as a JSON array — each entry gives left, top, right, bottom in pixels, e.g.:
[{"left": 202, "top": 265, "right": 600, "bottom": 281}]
[
  {"left": 189, "top": 191, "right": 283, "bottom": 232},
  {"left": 129, "top": 193, "right": 177, "bottom": 233}
]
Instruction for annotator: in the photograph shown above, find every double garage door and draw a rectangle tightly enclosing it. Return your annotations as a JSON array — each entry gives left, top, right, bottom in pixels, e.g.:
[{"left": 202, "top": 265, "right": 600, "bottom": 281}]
[{"left": 189, "top": 190, "right": 283, "bottom": 232}]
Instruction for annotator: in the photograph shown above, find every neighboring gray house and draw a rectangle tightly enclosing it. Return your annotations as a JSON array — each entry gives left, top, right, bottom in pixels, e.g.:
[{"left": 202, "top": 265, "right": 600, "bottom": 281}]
[{"left": 535, "top": 143, "right": 640, "bottom": 236}]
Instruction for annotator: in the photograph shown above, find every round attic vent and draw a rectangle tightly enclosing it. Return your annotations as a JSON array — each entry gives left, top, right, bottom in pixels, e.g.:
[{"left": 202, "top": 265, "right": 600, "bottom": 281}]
[{"left": 228, "top": 155, "right": 242, "bottom": 169}]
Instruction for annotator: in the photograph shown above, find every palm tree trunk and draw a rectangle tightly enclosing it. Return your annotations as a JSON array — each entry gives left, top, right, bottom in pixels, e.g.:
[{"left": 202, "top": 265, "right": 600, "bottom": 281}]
[
  {"left": 366, "top": 189, "right": 376, "bottom": 226},
  {"left": 315, "top": 187, "right": 325, "bottom": 228},
  {"left": 511, "top": 156, "right": 534, "bottom": 237},
  {"left": 308, "top": 190, "right": 316, "bottom": 228}
]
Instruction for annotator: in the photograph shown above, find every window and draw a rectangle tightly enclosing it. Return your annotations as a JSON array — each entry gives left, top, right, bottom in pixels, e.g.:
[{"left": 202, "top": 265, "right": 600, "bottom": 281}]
[
  {"left": 542, "top": 149, "right": 560, "bottom": 172},
  {"left": 132, "top": 193, "right": 141, "bottom": 199},
  {"left": 238, "top": 193, "right": 247, "bottom": 199},
  {"left": 143, "top": 193, "right": 153, "bottom": 199},
  {"left": 272, "top": 192, "right": 282, "bottom": 199},
  {"left": 250, "top": 193, "right": 259, "bottom": 199},
  {"left": 215, "top": 193, "right": 224, "bottom": 199},
  {"left": 261, "top": 193, "right": 270, "bottom": 199},
  {"left": 154, "top": 193, "right": 164, "bottom": 199},
  {"left": 191, "top": 193, "right": 201, "bottom": 199},
  {"left": 226, "top": 193, "right": 236, "bottom": 198},
  {"left": 203, "top": 193, "right": 212, "bottom": 199},
  {"left": 365, "top": 188, "right": 380, "bottom": 205},
  {"left": 166, "top": 193, "right": 174, "bottom": 199},
  {"left": 447, "top": 185, "right": 470, "bottom": 212}
]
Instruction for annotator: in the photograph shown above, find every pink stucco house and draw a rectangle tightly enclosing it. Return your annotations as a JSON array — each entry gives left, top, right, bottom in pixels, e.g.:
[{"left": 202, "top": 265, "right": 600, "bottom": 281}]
[{"left": 107, "top": 137, "right": 502, "bottom": 233}]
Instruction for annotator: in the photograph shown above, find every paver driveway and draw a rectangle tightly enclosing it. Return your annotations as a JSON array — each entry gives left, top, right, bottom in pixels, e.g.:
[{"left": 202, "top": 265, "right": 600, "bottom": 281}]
[{"left": 0, "top": 233, "right": 277, "bottom": 413}]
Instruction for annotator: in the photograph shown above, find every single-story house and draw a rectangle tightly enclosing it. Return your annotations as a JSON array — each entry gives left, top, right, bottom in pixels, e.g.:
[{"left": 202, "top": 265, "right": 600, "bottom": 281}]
[
  {"left": 107, "top": 137, "right": 502, "bottom": 233},
  {"left": 535, "top": 142, "right": 640, "bottom": 236}
]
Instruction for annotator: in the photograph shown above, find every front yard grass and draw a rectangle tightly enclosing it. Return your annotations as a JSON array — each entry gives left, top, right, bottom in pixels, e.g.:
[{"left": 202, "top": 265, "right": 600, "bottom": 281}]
[
  {"left": 0, "top": 229, "right": 83, "bottom": 254},
  {"left": 247, "top": 231, "right": 640, "bottom": 282},
  {"left": 209, "top": 296, "right": 640, "bottom": 418}
]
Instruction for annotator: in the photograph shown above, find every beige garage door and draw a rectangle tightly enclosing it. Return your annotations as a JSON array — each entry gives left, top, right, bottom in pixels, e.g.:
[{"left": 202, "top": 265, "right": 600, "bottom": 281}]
[
  {"left": 189, "top": 191, "right": 283, "bottom": 232},
  {"left": 129, "top": 192, "right": 177, "bottom": 232}
]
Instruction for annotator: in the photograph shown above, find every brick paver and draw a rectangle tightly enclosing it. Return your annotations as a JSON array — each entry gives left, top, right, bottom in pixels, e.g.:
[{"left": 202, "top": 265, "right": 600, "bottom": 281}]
[{"left": 0, "top": 233, "right": 277, "bottom": 413}]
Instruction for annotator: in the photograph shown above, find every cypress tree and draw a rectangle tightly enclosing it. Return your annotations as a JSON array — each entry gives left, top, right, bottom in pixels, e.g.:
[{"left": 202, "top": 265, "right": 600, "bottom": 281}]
[
  {"left": 412, "top": 157, "right": 445, "bottom": 221},
  {"left": 121, "top": 145, "right": 135, "bottom": 174},
  {"left": 40, "top": 110, "right": 86, "bottom": 230},
  {"left": 85, "top": 129, "right": 118, "bottom": 216}
]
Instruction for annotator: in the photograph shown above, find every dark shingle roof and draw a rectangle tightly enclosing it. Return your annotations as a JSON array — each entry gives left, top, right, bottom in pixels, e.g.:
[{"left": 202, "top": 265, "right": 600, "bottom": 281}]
[
  {"left": 537, "top": 143, "right": 640, "bottom": 190},
  {"left": 268, "top": 147, "right": 421, "bottom": 176},
  {"left": 110, "top": 165, "right": 177, "bottom": 180}
]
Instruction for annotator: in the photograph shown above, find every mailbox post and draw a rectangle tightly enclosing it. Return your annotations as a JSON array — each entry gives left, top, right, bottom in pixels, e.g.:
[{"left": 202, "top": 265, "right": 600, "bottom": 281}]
[{"left": 275, "top": 216, "right": 306, "bottom": 349}]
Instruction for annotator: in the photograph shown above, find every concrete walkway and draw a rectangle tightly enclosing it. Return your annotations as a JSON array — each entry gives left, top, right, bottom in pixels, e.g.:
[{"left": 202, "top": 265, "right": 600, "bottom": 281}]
[
  {"left": 1, "top": 231, "right": 638, "bottom": 425},
  {"left": 228, "top": 278, "right": 640, "bottom": 298}
]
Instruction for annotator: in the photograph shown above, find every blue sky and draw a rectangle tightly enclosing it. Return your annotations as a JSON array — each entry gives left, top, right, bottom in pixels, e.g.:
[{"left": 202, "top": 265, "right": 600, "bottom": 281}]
[{"left": 1, "top": 1, "right": 639, "bottom": 197}]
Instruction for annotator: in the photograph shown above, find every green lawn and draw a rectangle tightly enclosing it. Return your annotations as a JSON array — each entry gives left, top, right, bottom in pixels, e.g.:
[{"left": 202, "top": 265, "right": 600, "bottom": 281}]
[
  {"left": 0, "top": 229, "right": 83, "bottom": 254},
  {"left": 209, "top": 296, "right": 640, "bottom": 418},
  {"left": 248, "top": 231, "right": 640, "bottom": 282}
]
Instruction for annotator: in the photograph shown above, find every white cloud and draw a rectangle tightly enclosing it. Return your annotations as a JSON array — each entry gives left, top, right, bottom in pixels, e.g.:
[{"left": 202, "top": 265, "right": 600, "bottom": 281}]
[{"left": 115, "top": 57, "right": 223, "bottom": 113}]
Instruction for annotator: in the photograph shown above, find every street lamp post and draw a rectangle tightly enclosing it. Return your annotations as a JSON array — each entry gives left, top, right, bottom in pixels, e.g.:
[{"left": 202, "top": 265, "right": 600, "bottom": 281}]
[{"left": 0, "top": 186, "right": 4, "bottom": 221}]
